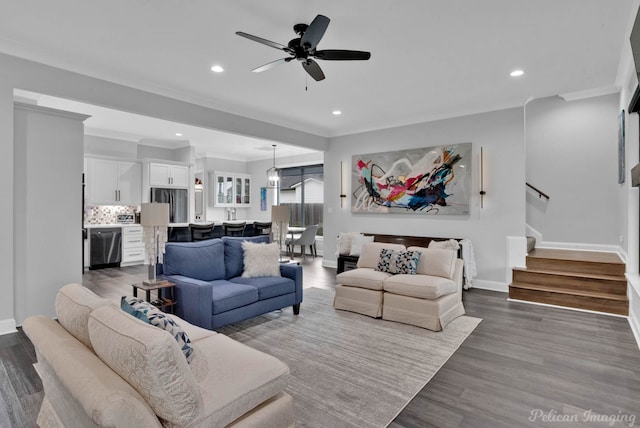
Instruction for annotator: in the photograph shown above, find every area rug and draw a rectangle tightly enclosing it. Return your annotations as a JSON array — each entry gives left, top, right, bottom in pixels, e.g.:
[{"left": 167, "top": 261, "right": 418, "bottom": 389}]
[{"left": 217, "top": 287, "right": 481, "bottom": 428}]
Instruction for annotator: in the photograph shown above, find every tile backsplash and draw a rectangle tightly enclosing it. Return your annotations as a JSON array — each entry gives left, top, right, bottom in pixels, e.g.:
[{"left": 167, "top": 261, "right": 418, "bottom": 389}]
[{"left": 85, "top": 205, "right": 139, "bottom": 225}]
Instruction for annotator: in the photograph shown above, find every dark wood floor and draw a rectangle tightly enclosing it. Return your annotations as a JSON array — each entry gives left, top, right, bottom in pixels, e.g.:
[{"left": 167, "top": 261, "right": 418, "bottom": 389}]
[{"left": 2, "top": 257, "right": 639, "bottom": 427}]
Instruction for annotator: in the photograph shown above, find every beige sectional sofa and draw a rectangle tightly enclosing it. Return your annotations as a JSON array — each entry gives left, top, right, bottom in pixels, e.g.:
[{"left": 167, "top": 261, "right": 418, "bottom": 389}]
[
  {"left": 334, "top": 242, "right": 465, "bottom": 331},
  {"left": 23, "top": 283, "right": 294, "bottom": 427}
]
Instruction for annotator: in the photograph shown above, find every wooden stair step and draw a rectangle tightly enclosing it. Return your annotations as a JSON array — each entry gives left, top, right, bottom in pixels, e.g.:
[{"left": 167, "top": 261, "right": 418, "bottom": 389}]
[
  {"left": 509, "top": 283, "right": 629, "bottom": 316},
  {"left": 526, "top": 249, "right": 625, "bottom": 276},
  {"left": 512, "top": 267, "right": 627, "bottom": 296}
]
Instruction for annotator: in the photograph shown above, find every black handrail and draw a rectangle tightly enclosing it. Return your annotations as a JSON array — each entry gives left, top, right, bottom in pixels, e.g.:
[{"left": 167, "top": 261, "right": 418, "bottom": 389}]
[{"left": 526, "top": 182, "right": 550, "bottom": 200}]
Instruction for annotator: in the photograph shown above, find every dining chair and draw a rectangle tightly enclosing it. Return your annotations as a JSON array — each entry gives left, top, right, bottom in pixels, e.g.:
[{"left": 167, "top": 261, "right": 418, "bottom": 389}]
[
  {"left": 223, "top": 222, "right": 246, "bottom": 237},
  {"left": 253, "top": 221, "right": 272, "bottom": 237},
  {"left": 286, "top": 224, "right": 319, "bottom": 260},
  {"left": 189, "top": 223, "right": 214, "bottom": 241}
]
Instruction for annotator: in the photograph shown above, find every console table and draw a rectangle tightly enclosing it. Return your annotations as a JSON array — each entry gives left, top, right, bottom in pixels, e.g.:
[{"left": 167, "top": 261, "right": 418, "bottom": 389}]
[{"left": 132, "top": 280, "right": 176, "bottom": 313}]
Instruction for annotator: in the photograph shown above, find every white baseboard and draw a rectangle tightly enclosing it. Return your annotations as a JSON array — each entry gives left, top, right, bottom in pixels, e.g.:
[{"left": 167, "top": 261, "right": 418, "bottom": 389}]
[
  {"left": 323, "top": 259, "right": 337, "bottom": 269},
  {"left": 629, "top": 310, "right": 640, "bottom": 350},
  {"left": 0, "top": 318, "right": 17, "bottom": 335},
  {"left": 472, "top": 279, "right": 508, "bottom": 293}
]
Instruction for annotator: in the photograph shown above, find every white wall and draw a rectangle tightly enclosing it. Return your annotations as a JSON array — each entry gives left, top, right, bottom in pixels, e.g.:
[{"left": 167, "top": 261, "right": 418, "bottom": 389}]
[
  {"left": 617, "top": 3, "right": 640, "bottom": 347},
  {"left": 14, "top": 104, "right": 87, "bottom": 325},
  {"left": 324, "top": 107, "right": 526, "bottom": 289},
  {"left": 85, "top": 135, "right": 137, "bottom": 158},
  {"left": 526, "top": 94, "right": 621, "bottom": 248}
]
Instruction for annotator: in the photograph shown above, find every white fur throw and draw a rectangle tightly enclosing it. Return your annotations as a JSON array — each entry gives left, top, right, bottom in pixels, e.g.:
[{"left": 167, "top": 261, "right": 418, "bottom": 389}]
[{"left": 241, "top": 241, "right": 281, "bottom": 278}]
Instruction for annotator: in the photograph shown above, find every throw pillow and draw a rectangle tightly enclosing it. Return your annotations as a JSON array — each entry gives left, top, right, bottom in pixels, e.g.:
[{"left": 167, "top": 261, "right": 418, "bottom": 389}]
[
  {"left": 336, "top": 232, "right": 360, "bottom": 256},
  {"left": 121, "top": 296, "right": 193, "bottom": 363},
  {"left": 120, "top": 296, "right": 150, "bottom": 323},
  {"left": 376, "top": 249, "right": 422, "bottom": 274},
  {"left": 428, "top": 239, "right": 460, "bottom": 250},
  {"left": 241, "top": 241, "right": 281, "bottom": 278},
  {"left": 349, "top": 235, "right": 374, "bottom": 256}
]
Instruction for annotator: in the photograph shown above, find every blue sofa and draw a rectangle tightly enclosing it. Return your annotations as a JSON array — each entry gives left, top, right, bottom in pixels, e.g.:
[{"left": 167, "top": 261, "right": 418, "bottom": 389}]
[{"left": 160, "top": 236, "right": 303, "bottom": 330}]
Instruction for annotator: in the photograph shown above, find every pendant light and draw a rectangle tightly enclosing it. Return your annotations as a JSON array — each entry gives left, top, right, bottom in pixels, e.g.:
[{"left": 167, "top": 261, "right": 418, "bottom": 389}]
[{"left": 266, "top": 144, "right": 279, "bottom": 188}]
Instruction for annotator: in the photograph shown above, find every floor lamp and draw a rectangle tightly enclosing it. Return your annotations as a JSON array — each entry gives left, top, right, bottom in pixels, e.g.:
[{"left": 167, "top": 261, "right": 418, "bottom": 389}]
[
  {"left": 271, "top": 205, "right": 289, "bottom": 262},
  {"left": 141, "top": 202, "right": 170, "bottom": 285}
]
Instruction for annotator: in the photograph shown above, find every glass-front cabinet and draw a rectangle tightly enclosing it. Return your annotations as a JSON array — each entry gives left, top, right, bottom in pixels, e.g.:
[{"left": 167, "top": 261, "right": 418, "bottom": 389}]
[{"left": 210, "top": 172, "right": 251, "bottom": 207}]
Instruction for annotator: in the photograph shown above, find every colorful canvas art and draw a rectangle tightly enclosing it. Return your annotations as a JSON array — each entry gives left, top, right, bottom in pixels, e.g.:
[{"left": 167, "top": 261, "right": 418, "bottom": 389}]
[{"left": 351, "top": 143, "right": 472, "bottom": 215}]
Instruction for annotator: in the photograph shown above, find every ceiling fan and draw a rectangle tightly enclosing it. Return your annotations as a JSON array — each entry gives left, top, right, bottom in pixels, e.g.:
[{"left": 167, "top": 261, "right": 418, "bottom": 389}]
[{"left": 236, "top": 14, "right": 371, "bottom": 82}]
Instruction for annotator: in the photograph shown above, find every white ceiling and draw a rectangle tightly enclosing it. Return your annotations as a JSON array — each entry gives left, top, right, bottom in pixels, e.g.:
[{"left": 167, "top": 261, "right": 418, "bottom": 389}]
[{"left": 1, "top": 1, "right": 636, "bottom": 159}]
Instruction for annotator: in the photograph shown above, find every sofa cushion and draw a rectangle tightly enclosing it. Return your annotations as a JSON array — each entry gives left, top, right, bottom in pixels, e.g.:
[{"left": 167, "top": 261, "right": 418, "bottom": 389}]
[
  {"left": 336, "top": 267, "right": 392, "bottom": 291},
  {"left": 163, "top": 239, "right": 225, "bottom": 281},
  {"left": 55, "top": 283, "right": 114, "bottom": 350},
  {"left": 122, "top": 297, "right": 194, "bottom": 364},
  {"left": 166, "top": 313, "right": 217, "bottom": 343},
  {"left": 241, "top": 241, "right": 281, "bottom": 278},
  {"left": 210, "top": 280, "right": 259, "bottom": 314},
  {"left": 88, "top": 306, "right": 202, "bottom": 426},
  {"left": 23, "top": 315, "right": 161, "bottom": 427},
  {"left": 383, "top": 274, "right": 457, "bottom": 299},
  {"left": 357, "top": 242, "right": 406, "bottom": 269},
  {"left": 223, "top": 236, "right": 270, "bottom": 279},
  {"left": 184, "top": 333, "right": 290, "bottom": 427},
  {"left": 376, "top": 249, "right": 421, "bottom": 274},
  {"left": 408, "top": 246, "right": 457, "bottom": 279},
  {"left": 230, "top": 276, "right": 295, "bottom": 300}
]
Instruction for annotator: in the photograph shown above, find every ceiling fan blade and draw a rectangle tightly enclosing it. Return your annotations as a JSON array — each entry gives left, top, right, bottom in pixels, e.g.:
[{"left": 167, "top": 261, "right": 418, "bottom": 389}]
[
  {"left": 251, "top": 57, "right": 293, "bottom": 73},
  {"left": 314, "top": 49, "right": 371, "bottom": 60},
  {"left": 300, "top": 15, "right": 330, "bottom": 51},
  {"left": 302, "top": 59, "right": 325, "bottom": 81},
  {"left": 236, "top": 31, "right": 291, "bottom": 53}
]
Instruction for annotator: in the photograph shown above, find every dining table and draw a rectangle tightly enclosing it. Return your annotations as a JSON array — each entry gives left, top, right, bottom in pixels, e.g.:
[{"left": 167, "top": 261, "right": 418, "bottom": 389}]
[{"left": 286, "top": 226, "right": 306, "bottom": 258}]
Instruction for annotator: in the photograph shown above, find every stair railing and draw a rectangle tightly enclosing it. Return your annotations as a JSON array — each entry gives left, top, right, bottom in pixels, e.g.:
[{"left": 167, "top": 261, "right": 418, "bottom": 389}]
[{"left": 526, "top": 182, "right": 550, "bottom": 200}]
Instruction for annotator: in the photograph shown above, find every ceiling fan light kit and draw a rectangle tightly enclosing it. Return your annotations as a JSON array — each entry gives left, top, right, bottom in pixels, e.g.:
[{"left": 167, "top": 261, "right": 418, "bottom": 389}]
[{"left": 236, "top": 14, "right": 371, "bottom": 81}]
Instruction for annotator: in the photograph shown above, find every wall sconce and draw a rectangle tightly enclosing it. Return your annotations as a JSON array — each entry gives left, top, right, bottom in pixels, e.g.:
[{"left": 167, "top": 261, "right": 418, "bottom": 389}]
[
  {"left": 479, "top": 146, "right": 486, "bottom": 208},
  {"left": 339, "top": 161, "right": 347, "bottom": 207}
]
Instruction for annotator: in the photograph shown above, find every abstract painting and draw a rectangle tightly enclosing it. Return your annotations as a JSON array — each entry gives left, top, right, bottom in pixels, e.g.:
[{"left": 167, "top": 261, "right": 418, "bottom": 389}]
[{"left": 351, "top": 143, "right": 472, "bottom": 215}]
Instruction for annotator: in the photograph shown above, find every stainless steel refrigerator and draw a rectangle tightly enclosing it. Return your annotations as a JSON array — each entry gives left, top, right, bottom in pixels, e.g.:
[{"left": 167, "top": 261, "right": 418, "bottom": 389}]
[{"left": 150, "top": 188, "right": 188, "bottom": 223}]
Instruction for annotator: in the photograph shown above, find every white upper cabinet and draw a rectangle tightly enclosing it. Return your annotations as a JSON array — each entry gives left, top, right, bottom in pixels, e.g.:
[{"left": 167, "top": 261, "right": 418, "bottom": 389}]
[
  {"left": 210, "top": 172, "right": 251, "bottom": 207},
  {"left": 149, "top": 163, "right": 189, "bottom": 187},
  {"left": 87, "top": 158, "right": 141, "bottom": 205}
]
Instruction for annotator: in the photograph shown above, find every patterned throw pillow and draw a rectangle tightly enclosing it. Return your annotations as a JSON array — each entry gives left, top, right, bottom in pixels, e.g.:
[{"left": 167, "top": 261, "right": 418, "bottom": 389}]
[
  {"left": 121, "top": 296, "right": 193, "bottom": 363},
  {"left": 376, "top": 249, "right": 421, "bottom": 274}
]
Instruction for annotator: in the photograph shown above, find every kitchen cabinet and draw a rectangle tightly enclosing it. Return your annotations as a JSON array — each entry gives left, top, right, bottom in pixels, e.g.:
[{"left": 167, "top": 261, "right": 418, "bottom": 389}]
[
  {"left": 210, "top": 172, "right": 251, "bottom": 207},
  {"left": 149, "top": 163, "right": 189, "bottom": 187},
  {"left": 87, "top": 158, "right": 141, "bottom": 205},
  {"left": 121, "top": 226, "right": 145, "bottom": 265}
]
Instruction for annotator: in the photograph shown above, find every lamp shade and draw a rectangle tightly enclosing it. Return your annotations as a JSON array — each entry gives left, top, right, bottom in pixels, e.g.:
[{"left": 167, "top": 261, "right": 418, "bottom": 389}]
[
  {"left": 141, "top": 203, "right": 170, "bottom": 227},
  {"left": 271, "top": 205, "right": 289, "bottom": 223}
]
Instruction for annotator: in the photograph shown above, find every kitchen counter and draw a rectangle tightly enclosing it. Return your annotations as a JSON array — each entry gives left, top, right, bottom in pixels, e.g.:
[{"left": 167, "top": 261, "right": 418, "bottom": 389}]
[{"left": 85, "top": 224, "right": 139, "bottom": 229}]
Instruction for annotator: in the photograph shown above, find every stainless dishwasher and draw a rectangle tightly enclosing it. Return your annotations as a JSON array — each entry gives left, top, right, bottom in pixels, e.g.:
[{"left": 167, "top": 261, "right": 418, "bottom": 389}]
[{"left": 89, "top": 227, "right": 122, "bottom": 270}]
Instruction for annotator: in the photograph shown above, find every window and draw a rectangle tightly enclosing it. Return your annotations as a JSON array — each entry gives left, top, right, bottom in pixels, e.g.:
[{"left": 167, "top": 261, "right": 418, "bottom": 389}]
[{"left": 278, "top": 164, "right": 323, "bottom": 236}]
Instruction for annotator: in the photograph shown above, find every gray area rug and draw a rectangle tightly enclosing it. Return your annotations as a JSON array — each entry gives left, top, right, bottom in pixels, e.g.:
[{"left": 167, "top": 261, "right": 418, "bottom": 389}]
[{"left": 218, "top": 287, "right": 481, "bottom": 428}]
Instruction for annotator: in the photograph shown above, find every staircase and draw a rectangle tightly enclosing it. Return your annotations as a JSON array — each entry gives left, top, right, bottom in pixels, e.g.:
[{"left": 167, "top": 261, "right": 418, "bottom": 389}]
[{"left": 509, "top": 248, "right": 628, "bottom": 316}]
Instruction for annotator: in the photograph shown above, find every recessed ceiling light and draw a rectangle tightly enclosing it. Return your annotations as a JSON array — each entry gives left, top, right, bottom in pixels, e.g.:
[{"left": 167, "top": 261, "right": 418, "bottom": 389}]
[
  {"left": 332, "top": 110, "right": 342, "bottom": 116},
  {"left": 175, "top": 132, "right": 183, "bottom": 137},
  {"left": 510, "top": 69, "right": 524, "bottom": 77},
  {"left": 210, "top": 65, "right": 224, "bottom": 73}
]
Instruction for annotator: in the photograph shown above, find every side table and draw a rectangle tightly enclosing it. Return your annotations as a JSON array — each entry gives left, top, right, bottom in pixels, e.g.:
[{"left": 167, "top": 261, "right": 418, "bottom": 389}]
[{"left": 131, "top": 280, "right": 176, "bottom": 314}]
